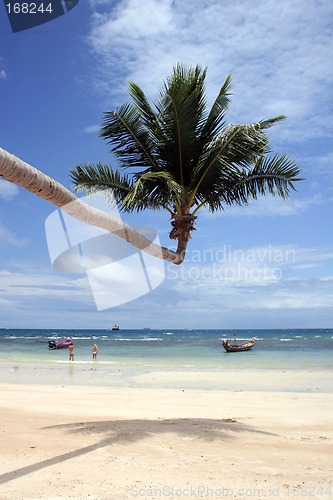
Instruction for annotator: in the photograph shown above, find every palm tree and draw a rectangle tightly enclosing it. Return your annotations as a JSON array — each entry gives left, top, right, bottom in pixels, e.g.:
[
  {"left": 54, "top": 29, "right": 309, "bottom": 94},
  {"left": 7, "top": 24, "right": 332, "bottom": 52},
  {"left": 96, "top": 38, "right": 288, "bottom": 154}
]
[
  {"left": 0, "top": 63, "right": 302, "bottom": 266},
  {"left": 70, "top": 63, "right": 302, "bottom": 264}
]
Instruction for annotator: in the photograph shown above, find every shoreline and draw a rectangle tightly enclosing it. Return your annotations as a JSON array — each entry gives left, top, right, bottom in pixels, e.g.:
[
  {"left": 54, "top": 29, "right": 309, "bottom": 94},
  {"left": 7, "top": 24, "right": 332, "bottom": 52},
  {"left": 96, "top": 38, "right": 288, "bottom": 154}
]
[
  {"left": 0, "top": 362, "right": 333, "bottom": 392},
  {"left": 0, "top": 382, "right": 332, "bottom": 499}
]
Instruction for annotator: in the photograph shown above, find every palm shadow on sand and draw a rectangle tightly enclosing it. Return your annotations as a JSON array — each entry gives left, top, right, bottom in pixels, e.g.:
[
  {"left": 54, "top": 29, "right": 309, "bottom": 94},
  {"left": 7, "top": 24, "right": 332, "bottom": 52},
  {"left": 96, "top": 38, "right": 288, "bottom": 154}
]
[{"left": 0, "top": 417, "right": 277, "bottom": 484}]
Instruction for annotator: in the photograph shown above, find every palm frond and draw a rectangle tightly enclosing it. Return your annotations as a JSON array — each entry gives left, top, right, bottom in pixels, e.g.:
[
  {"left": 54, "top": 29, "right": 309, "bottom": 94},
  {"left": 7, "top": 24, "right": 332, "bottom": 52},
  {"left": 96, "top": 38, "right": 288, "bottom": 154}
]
[
  {"left": 231, "top": 153, "right": 303, "bottom": 202},
  {"left": 203, "top": 154, "right": 303, "bottom": 210},
  {"left": 153, "top": 64, "right": 209, "bottom": 186},
  {"left": 69, "top": 162, "right": 133, "bottom": 205},
  {"left": 191, "top": 152, "right": 302, "bottom": 213},
  {"left": 100, "top": 104, "right": 158, "bottom": 170},
  {"left": 123, "top": 171, "right": 181, "bottom": 212},
  {"left": 199, "top": 73, "right": 232, "bottom": 139},
  {"left": 128, "top": 82, "right": 157, "bottom": 125},
  {"left": 188, "top": 123, "right": 269, "bottom": 205},
  {"left": 258, "top": 115, "right": 287, "bottom": 130}
]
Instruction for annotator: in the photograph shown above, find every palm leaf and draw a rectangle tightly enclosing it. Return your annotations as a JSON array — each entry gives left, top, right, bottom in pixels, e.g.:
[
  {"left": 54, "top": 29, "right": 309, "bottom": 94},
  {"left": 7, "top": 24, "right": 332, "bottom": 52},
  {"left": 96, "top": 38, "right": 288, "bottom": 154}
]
[
  {"left": 128, "top": 82, "right": 157, "bottom": 125},
  {"left": 199, "top": 73, "right": 232, "bottom": 140},
  {"left": 153, "top": 64, "right": 208, "bottom": 186},
  {"left": 232, "top": 154, "right": 303, "bottom": 201},
  {"left": 189, "top": 120, "right": 279, "bottom": 204},
  {"left": 69, "top": 162, "right": 133, "bottom": 206},
  {"left": 210, "top": 154, "right": 303, "bottom": 208},
  {"left": 258, "top": 115, "right": 286, "bottom": 129},
  {"left": 123, "top": 171, "right": 181, "bottom": 212},
  {"left": 100, "top": 104, "right": 158, "bottom": 170}
]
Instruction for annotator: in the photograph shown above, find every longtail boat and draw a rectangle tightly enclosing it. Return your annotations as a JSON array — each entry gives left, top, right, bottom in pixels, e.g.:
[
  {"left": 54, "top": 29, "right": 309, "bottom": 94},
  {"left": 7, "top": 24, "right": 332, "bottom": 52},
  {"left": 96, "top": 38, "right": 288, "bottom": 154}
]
[
  {"left": 48, "top": 337, "right": 73, "bottom": 350},
  {"left": 222, "top": 338, "right": 255, "bottom": 352}
]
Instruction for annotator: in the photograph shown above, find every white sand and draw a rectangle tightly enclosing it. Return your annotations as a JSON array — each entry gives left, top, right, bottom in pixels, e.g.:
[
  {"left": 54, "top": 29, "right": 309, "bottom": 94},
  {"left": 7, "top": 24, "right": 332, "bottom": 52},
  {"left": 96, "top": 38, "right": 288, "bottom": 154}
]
[{"left": 0, "top": 373, "right": 332, "bottom": 499}]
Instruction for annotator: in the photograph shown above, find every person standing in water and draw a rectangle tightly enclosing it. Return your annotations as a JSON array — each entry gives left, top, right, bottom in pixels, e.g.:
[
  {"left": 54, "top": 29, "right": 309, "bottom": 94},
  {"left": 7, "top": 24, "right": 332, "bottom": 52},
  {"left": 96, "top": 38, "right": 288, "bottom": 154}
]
[
  {"left": 68, "top": 342, "right": 75, "bottom": 361},
  {"left": 91, "top": 344, "right": 99, "bottom": 360}
]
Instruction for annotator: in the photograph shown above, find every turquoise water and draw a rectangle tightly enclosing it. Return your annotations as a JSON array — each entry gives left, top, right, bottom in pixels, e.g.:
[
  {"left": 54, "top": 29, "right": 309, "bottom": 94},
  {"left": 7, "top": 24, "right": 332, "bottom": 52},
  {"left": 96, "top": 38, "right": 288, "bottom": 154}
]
[
  {"left": 1, "top": 328, "right": 332, "bottom": 370},
  {"left": 1, "top": 328, "right": 332, "bottom": 391}
]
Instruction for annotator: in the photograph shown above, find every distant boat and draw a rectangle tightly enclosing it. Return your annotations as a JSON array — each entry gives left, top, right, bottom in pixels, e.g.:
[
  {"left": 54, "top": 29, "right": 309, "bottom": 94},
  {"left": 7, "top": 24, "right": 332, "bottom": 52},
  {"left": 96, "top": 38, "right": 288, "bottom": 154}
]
[
  {"left": 48, "top": 337, "right": 73, "bottom": 350},
  {"left": 222, "top": 338, "right": 255, "bottom": 353},
  {"left": 111, "top": 325, "right": 120, "bottom": 331}
]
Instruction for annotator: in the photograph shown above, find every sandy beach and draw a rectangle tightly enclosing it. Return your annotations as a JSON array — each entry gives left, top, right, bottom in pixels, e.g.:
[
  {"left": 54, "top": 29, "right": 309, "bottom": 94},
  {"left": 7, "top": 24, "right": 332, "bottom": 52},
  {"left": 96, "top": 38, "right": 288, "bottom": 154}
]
[{"left": 0, "top": 371, "right": 332, "bottom": 500}]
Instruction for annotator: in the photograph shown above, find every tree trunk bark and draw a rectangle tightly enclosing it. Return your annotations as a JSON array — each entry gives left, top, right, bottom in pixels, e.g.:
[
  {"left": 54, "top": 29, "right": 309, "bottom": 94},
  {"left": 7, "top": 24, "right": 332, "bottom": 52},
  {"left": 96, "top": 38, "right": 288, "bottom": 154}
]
[
  {"left": 0, "top": 148, "right": 186, "bottom": 265},
  {"left": 174, "top": 234, "right": 189, "bottom": 265}
]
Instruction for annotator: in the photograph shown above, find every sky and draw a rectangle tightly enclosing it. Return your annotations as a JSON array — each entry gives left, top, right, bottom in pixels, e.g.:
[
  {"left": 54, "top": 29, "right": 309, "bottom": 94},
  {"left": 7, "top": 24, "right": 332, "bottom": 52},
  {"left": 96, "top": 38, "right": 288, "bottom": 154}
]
[{"left": 0, "top": 0, "right": 332, "bottom": 330}]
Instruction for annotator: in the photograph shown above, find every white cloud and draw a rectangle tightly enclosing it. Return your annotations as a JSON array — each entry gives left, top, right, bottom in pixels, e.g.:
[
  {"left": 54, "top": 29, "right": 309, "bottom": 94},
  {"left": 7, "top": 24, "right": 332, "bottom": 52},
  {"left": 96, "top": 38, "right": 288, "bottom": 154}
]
[
  {"left": 91, "top": 0, "right": 173, "bottom": 42},
  {"left": 1, "top": 242, "right": 332, "bottom": 327},
  {"left": 0, "top": 263, "right": 102, "bottom": 327},
  {"left": 0, "top": 55, "right": 7, "bottom": 79},
  {"left": 0, "top": 265, "right": 92, "bottom": 303},
  {"left": 161, "top": 243, "right": 333, "bottom": 315},
  {"left": 164, "top": 263, "right": 333, "bottom": 317},
  {"left": 225, "top": 194, "right": 323, "bottom": 217},
  {"left": 82, "top": 124, "right": 100, "bottom": 134},
  {"left": 87, "top": 0, "right": 333, "bottom": 144},
  {"left": 0, "top": 223, "right": 28, "bottom": 248},
  {"left": 0, "top": 180, "right": 19, "bottom": 201},
  {"left": 301, "top": 150, "right": 333, "bottom": 180},
  {"left": 197, "top": 193, "right": 323, "bottom": 218}
]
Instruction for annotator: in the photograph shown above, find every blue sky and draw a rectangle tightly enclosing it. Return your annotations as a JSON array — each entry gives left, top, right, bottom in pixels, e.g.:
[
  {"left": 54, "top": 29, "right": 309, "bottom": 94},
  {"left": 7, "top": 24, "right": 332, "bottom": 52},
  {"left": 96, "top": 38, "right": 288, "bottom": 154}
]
[{"left": 0, "top": 0, "right": 332, "bottom": 329}]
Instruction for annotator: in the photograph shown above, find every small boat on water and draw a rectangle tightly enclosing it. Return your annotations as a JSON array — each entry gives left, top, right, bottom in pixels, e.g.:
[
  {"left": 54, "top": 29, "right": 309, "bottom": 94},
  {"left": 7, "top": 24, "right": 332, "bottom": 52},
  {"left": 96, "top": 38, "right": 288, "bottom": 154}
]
[
  {"left": 111, "top": 325, "right": 120, "bottom": 331},
  {"left": 48, "top": 337, "right": 73, "bottom": 350},
  {"left": 222, "top": 338, "right": 256, "bottom": 352}
]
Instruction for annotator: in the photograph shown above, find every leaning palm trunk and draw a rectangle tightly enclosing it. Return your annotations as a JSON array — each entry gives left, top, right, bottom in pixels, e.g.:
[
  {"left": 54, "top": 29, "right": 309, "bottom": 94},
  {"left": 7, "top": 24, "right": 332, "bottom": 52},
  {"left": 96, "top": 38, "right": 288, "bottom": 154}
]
[{"left": 0, "top": 148, "right": 185, "bottom": 264}]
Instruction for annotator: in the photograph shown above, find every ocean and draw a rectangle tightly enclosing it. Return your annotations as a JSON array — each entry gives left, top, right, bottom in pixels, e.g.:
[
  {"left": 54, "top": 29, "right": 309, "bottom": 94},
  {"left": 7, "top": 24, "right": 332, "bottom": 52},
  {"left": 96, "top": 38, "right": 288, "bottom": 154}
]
[{"left": 0, "top": 328, "right": 332, "bottom": 390}]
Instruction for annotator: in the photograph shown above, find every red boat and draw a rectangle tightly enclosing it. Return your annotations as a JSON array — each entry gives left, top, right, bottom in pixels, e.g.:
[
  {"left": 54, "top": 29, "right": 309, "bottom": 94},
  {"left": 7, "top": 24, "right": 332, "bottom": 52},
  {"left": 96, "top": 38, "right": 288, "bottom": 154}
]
[{"left": 48, "top": 337, "right": 73, "bottom": 349}]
